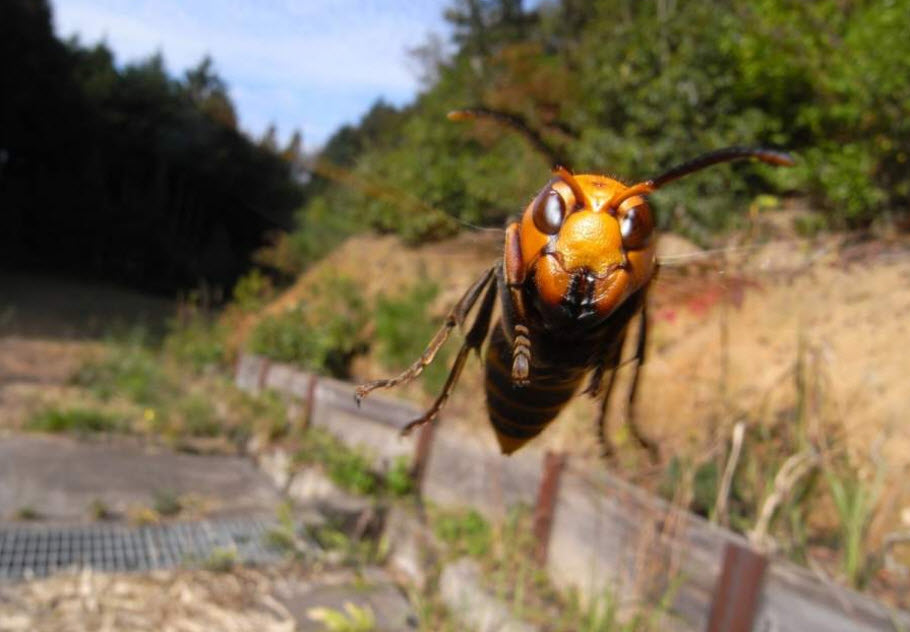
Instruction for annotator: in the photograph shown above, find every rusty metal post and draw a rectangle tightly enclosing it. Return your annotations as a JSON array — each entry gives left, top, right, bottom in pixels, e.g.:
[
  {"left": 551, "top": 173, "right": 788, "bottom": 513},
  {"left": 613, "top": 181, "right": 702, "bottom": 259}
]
[
  {"left": 299, "top": 373, "right": 318, "bottom": 431},
  {"left": 533, "top": 451, "right": 566, "bottom": 566},
  {"left": 233, "top": 352, "right": 242, "bottom": 381},
  {"left": 256, "top": 357, "right": 271, "bottom": 392},
  {"left": 411, "top": 422, "right": 436, "bottom": 492},
  {"left": 706, "top": 541, "right": 768, "bottom": 632}
]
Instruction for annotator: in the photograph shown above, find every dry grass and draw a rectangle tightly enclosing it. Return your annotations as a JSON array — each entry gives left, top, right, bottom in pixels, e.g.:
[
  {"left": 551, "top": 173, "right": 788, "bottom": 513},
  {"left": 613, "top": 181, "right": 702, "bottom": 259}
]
[
  {"left": 0, "top": 567, "right": 296, "bottom": 632},
  {"left": 236, "top": 227, "right": 910, "bottom": 603}
]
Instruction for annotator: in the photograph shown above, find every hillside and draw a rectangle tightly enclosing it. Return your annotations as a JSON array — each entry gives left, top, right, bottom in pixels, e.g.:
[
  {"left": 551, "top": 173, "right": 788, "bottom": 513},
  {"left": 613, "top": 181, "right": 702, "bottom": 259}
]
[{"left": 238, "top": 224, "right": 910, "bottom": 600}]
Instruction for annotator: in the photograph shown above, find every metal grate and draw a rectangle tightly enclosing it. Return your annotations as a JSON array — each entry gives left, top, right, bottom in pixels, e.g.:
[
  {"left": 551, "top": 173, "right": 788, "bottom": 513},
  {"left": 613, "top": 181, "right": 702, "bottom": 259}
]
[{"left": 0, "top": 517, "right": 285, "bottom": 580}]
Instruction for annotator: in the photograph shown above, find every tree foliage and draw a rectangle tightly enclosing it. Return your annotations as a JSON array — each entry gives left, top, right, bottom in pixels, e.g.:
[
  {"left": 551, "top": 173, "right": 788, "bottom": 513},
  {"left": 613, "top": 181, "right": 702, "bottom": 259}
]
[
  {"left": 0, "top": 0, "right": 303, "bottom": 292},
  {"left": 284, "top": 0, "right": 909, "bottom": 270}
]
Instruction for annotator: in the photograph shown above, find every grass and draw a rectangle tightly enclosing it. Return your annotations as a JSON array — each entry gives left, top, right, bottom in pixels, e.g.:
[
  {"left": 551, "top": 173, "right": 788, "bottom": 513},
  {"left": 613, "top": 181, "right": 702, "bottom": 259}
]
[
  {"left": 14, "top": 506, "right": 41, "bottom": 521},
  {"left": 293, "top": 427, "right": 417, "bottom": 500},
  {"left": 295, "top": 427, "right": 378, "bottom": 496},
  {"left": 152, "top": 489, "right": 182, "bottom": 517},
  {"left": 560, "top": 583, "right": 679, "bottom": 632},
  {"left": 176, "top": 395, "right": 219, "bottom": 437},
  {"left": 431, "top": 508, "right": 491, "bottom": 559},
  {"left": 373, "top": 279, "right": 449, "bottom": 395},
  {"left": 65, "top": 337, "right": 291, "bottom": 450},
  {"left": 247, "top": 272, "right": 368, "bottom": 379},
  {"left": 307, "top": 602, "right": 376, "bottom": 632},
  {"left": 385, "top": 456, "right": 415, "bottom": 498},
  {"left": 309, "top": 521, "right": 384, "bottom": 566},
  {"left": 649, "top": 327, "right": 895, "bottom": 595},
  {"left": 424, "top": 504, "right": 679, "bottom": 631},
  {"left": 25, "top": 407, "right": 124, "bottom": 434},
  {"left": 202, "top": 547, "right": 238, "bottom": 573},
  {"left": 70, "top": 343, "right": 175, "bottom": 407},
  {"left": 824, "top": 456, "right": 886, "bottom": 587},
  {"left": 164, "top": 309, "right": 228, "bottom": 373},
  {"left": 263, "top": 502, "right": 303, "bottom": 557},
  {"left": 231, "top": 268, "right": 274, "bottom": 313},
  {"left": 88, "top": 498, "right": 113, "bottom": 521}
]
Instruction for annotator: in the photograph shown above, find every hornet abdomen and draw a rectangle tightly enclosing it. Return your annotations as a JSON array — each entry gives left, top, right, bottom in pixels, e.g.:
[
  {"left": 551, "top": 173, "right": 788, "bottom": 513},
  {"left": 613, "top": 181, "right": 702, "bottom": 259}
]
[{"left": 484, "top": 324, "right": 586, "bottom": 454}]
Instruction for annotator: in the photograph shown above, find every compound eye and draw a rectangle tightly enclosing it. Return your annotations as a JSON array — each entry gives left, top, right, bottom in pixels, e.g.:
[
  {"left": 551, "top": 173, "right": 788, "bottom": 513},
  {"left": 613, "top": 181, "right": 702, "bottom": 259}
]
[
  {"left": 532, "top": 189, "right": 567, "bottom": 235},
  {"left": 618, "top": 201, "right": 654, "bottom": 250}
]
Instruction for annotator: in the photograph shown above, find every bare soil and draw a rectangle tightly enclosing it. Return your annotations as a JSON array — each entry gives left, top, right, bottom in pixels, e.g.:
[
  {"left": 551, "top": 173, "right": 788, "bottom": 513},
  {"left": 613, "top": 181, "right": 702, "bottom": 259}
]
[{"left": 242, "top": 225, "right": 910, "bottom": 596}]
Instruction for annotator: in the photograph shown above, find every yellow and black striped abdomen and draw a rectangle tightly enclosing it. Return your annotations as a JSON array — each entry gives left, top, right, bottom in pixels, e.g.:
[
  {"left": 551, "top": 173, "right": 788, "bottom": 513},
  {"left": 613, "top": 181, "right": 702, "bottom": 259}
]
[{"left": 484, "top": 325, "right": 586, "bottom": 454}]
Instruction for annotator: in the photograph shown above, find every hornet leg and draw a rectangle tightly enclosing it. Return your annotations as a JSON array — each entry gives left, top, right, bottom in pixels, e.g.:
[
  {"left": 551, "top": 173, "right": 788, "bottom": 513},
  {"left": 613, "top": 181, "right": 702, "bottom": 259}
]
[
  {"left": 400, "top": 274, "right": 499, "bottom": 435},
  {"left": 591, "top": 338, "right": 624, "bottom": 460},
  {"left": 626, "top": 305, "right": 659, "bottom": 462},
  {"left": 355, "top": 266, "right": 495, "bottom": 404},
  {"left": 501, "top": 222, "right": 531, "bottom": 386}
]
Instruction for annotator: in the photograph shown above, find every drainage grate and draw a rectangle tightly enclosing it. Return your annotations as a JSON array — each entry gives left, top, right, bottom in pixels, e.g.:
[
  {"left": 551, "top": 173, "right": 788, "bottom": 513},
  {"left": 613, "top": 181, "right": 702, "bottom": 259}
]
[{"left": 0, "top": 517, "right": 285, "bottom": 580}]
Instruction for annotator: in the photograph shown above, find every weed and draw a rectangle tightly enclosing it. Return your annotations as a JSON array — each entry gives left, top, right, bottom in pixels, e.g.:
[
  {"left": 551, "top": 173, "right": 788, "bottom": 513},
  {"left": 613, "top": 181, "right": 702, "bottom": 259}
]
[
  {"left": 14, "top": 506, "right": 41, "bottom": 521},
  {"left": 691, "top": 460, "right": 720, "bottom": 519},
  {"left": 88, "top": 498, "right": 113, "bottom": 521},
  {"left": 562, "top": 582, "right": 678, "bottom": 632},
  {"left": 409, "top": 589, "right": 460, "bottom": 632},
  {"left": 25, "top": 407, "right": 123, "bottom": 434},
  {"left": 164, "top": 310, "right": 228, "bottom": 372},
  {"left": 327, "top": 454, "right": 377, "bottom": 497},
  {"left": 373, "top": 279, "right": 449, "bottom": 395},
  {"left": 263, "top": 526, "right": 298, "bottom": 554},
  {"left": 152, "top": 490, "right": 182, "bottom": 517},
  {"left": 127, "top": 506, "right": 160, "bottom": 526},
  {"left": 202, "top": 546, "right": 237, "bottom": 573},
  {"left": 793, "top": 213, "right": 828, "bottom": 239},
  {"left": 432, "top": 508, "right": 491, "bottom": 558},
  {"left": 385, "top": 456, "right": 415, "bottom": 498},
  {"left": 307, "top": 601, "right": 376, "bottom": 632},
  {"left": 310, "top": 522, "right": 381, "bottom": 566},
  {"left": 248, "top": 273, "right": 368, "bottom": 379},
  {"left": 231, "top": 268, "right": 274, "bottom": 313},
  {"left": 825, "top": 456, "right": 885, "bottom": 587},
  {"left": 71, "top": 345, "right": 175, "bottom": 407},
  {"left": 264, "top": 502, "right": 301, "bottom": 556},
  {"left": 566, "top": 587, "right": 621, "bottom": 632},
  {"left": 240, "top": 388, "right": 288, "bottom": 441},
  {"left": 427, "top": 504, "right": 678, "bottom": 631},
  {"left": 177, "top": 395, "right": 220, "bottom": 437},
  {"left": 295, "top": 428, "right": 378, "bottom": 496}
]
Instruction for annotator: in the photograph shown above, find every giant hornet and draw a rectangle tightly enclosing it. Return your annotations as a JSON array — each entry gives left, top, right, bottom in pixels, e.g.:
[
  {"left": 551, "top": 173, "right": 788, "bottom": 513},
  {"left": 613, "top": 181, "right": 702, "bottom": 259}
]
[{"left": 355, "top": 109, "right": 794, "bottom": 458}]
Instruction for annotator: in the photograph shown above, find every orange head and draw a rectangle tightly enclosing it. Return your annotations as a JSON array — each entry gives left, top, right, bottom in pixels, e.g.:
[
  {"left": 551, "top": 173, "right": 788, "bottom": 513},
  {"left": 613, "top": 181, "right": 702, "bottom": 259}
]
[
  {"left": 515, "top": 148, "right": 795, "bottom": 324},
  {"left": 519, "top": 168, "right": 657, "bottom": 322}
]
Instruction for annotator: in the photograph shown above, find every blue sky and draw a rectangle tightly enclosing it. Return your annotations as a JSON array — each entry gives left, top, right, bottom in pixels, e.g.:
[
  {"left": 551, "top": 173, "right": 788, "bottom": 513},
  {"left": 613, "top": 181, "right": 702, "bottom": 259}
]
[{"left": 51, "top": 0, "right": 453, "bottom": 148}]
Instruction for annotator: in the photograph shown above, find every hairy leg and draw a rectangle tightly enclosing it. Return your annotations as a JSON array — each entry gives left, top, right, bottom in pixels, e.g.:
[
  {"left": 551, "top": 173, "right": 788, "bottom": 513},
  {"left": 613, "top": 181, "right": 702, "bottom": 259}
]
[
  {"left": 400, "top": 275, "right": 499, "bottom": 435},
  {"left": 354, "top": 265, "right": 495, "bottom": 404}
]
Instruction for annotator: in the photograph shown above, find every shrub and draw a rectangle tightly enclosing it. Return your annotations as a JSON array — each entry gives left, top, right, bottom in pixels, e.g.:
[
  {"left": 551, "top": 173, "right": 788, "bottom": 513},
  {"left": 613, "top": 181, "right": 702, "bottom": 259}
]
[
  {"left": 248, "top": 273, "right": 368, "bottom": 378},
  {"left": 231, "top": 268, "right": 274, "bottom": 313},
  {"left": 295, "top": 428, "right": 378, "bottom": 496},
  {"left": 177, "top": 395, "right": 220, "bottom": 437},
  {"left": 385, "top": 456, "right": 415, "bottom": 498},
  {"left": 164, "top": 311, "right": 228, "bottom": 372},
  {"left": 71, "top": 346, "right": 175, "bottom": 407},
  {"left": 373, "top": 279, "right": 449, "bottom": 395},
  {"left": 26, "top": 407, "right": 124, "bottom": 434},
  {"left": 432, "top": 509, "right": 491, "bottom": 558}
]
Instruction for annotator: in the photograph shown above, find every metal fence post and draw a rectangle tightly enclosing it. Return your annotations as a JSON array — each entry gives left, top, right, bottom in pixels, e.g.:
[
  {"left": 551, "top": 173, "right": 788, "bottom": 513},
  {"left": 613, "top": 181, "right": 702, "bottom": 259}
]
[
  {"left": 706, "top": 541, "right": 768, "bottom": 632},
  {"left": 411, "top": 422, "right": 436, "bottom": 492},
  {"left": 300, "top": 373, "right": 318, "bottom": 431},
  {"left": 533, "top": 451, "right": 566, "bottom": 566},
  {"left": 256, "top": 357, "right": 271, "bottom": 392}
]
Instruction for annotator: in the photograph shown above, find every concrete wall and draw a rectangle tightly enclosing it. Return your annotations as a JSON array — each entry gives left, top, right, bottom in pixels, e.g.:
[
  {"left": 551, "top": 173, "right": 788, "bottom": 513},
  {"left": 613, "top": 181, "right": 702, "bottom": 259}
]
[{"left": 236, "top": 354, "right": 910, "bottom": 631}]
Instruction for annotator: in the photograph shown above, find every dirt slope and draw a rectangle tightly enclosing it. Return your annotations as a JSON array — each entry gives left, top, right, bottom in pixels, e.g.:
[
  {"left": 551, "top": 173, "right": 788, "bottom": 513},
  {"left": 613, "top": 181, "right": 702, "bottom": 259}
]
[{"left": 245, "top": 227, "right": 910, "bottom": 547}]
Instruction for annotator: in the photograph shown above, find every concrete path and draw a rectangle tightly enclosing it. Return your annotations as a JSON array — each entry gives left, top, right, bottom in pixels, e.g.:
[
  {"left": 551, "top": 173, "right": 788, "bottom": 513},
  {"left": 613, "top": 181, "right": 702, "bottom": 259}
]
[
  {"left": 0, "top": 435, "right": 282, "bottom": 523},
  {"left": 273, "top": 568, "right": 417, "bottom": 632}
]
